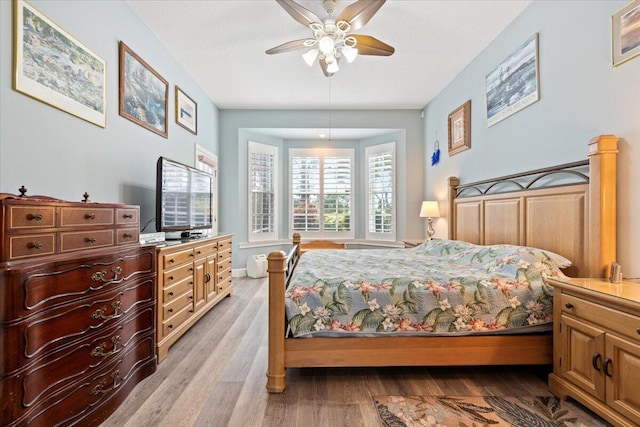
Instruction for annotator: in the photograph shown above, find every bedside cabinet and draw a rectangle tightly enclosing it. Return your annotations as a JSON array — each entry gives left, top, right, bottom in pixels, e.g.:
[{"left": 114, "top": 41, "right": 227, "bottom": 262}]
[{"left": 547, "top": 277, "right": 640, "bottom": 427}]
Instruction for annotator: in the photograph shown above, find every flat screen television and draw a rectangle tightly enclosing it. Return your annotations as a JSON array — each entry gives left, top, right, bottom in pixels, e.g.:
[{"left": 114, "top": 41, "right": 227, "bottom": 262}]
[{"left": 156, "top": 157, "right": 213, "bottom": 233}]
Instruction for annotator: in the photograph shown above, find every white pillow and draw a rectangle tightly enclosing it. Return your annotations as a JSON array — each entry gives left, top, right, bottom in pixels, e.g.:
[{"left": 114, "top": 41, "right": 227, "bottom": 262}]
[{"left": 543, "top": 251, "right": 572, "bottom": 268}]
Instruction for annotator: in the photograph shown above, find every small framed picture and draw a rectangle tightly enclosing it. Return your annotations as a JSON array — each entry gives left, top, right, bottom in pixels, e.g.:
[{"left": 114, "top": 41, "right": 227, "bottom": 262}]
[
  {"left": 612, "top": 0, "right": 640, "bottom": 66},
  {"left": 448, "top": 100, "right": 471, "bottom": 156},
  {"left": 175, "top": 86, "right": 197, "bottom": 134},
  {"left": 119, "top": 41, "right": 168, "bottom": 138}
]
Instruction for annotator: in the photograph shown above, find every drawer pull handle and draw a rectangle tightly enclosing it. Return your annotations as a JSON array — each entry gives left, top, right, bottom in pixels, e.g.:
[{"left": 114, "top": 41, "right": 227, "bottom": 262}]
[
  {"left": 637, "top": 328, "right": 640, "bottom": 336},
  {"left": 85, "top": 213, "right": 97, "bottom": 220},
  {"left": 189, "top": 295, "right": 193, "bottom": 300},
  {"left": 168, "top": 259, "right": 175, "bottom": 264},
  {"left": 189, "top": 268, "right": 194, "bottom": 272},
  {"left": 196, "top": 250, "right": 202, "bottom": 255},
  {"left": 91, "top": 300, "right": 122, "bottom": 320},
  {"left": 28, "top": 213, "right": 43, "bottom": 221},
  {"left": 189, "top": 309, "right": 194, "bottom": 313},
  {"left": 90, "top": 335, "right": 122, "bottom": 358},
  {"left": 123, "top": 233, "right": 133, "bottom": 238},
  {"left": 189, "top": 253, "right": 195, "bottom": 257},
  {"left": 29, "top": 241, "right": 43, "bottom": 249},
  {"left": 169, "top": 275, "right": 174, "bottom": 281},
  {"left": 123, "top": 213, "right": 133, "bottom": 219},
  {"left": 86, "top": 237, "right": 96, "bottom": 243},
  {"left": 603, "top": 358, "right": 613, "bottom": 377},
  {"left": 592, "top": 353, "right": 602, "bottom": 371},
  {"left": 91, "top": 267, "right": 122, "bottom": 283},
  {"left": 168, "top": 324, "right": 173, "bottom": 329},
  {"left": 91, "top": 370, "right": 121, "bottom": 396},
  {"left": 168, "top": 308, "right": 174, "bottom": 313},
  {"left": 565, "top": 303, "right": 574, "bottom": 309},
  {"left": 168, "top": 291, "right": 174, "bottom": 297}
]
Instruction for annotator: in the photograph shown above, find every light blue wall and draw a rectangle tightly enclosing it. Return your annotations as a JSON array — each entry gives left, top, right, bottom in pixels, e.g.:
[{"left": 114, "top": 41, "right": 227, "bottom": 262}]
[
  {"left": 423, "top": 0, "right": 640, "bottom": 277},
  {"left": 220, "top": 110, "right": 424, "bottom": 268},
  {"left": 0, "top": 0, "right": 219, "bottom": 230}
]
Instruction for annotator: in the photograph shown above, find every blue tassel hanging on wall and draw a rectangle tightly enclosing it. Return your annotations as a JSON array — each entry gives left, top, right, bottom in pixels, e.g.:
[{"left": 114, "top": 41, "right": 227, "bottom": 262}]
[{"left": 431, "top": 133, "right": 440, "bottom": 166}]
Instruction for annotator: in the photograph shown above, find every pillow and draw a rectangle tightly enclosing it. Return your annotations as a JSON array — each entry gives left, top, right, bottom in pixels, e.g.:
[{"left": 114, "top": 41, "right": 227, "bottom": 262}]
[{"left": 541, "top": 250, "right": 572, "bottom": 269}]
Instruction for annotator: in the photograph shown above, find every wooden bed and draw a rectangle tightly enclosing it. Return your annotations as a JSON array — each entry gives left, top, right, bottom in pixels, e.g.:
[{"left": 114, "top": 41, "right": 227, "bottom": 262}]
[{"left": 266, "top": 135, "right": 618, "bottom": 393}]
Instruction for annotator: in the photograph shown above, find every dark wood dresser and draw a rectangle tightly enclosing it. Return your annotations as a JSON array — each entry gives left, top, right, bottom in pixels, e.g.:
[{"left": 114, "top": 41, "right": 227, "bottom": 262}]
[{"left": 0, "top": 191, "right": 157, "bottom": 426}]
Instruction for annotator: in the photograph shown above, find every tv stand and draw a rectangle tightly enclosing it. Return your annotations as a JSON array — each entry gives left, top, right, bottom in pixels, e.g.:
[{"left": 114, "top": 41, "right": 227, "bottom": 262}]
[{"left": 156, "top": 233, "right": 233, "bottom": 362}]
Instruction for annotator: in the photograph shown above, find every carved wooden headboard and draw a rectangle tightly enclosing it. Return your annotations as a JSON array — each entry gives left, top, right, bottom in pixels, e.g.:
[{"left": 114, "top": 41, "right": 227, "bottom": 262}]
[{"left": 448, "top": 135, "right": 618, "bottom": 278}]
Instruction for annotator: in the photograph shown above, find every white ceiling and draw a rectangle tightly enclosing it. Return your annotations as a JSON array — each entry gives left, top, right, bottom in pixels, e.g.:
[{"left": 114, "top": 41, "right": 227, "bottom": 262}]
[{"left": 125, "top": 0, "right": 531, "bottom": 111}]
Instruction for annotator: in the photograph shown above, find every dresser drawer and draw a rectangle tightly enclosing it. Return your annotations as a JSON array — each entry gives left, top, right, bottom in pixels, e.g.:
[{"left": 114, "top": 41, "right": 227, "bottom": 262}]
[
  {"left": 561, "top": 293, "right": 640, "bottom": 340},
  {"left": 116, "top": 208, "right": 139, "bottom": 225},
  {"left": 162, "top": 305, "right": 192, "bottom": 336},
  {"left": 217, "top": 248, "right": 231, "bottom": 263},
  {"left": 22, "top": 278, "right": 154, "bottom": 359},
  {"left": 163, "top": 290, "right": 193, "bottom": 319},
  {"left": 162, "top": 248, "right": 194, "bottom": 269},
  {"left": 194, "top": 242, "right": 216, "bottom": 258},
  {"left": 18, "top": 336, "right": 155, "bottom": 427},
  {"left": 8, "top": 206, "right": 56, "bottom": 229},
  {"left": 217, "top": 276, "right": 231, "bottom": 294},
  {"left": 60, "top": 229, "right": 114, "bottom": 252},
  {"left": 117, "top": 228, "right": 139, "bottom": 245},
  {"left": 217, "top": 238, "right": 232, "bottom": 252},
  {"left": 21, "top": 307, "right": 154, "bottom": 407},
  {"left": 218, "top": 256, "right": 232, "bottom": 274},
  {"left": 60, "top": 207, "right": 114, "bottom": 227},
  {"left": 163, "top": 263, "right": 194, "bottom": 287},
  {"left": 217, "top": 267, "right": 231, "bottom": 284},
  {"left": 162, "top": 276, "right": 193, "bottom": 304},
  {"left": 9, "top": 234, "right": 55, "bottom": 259}
]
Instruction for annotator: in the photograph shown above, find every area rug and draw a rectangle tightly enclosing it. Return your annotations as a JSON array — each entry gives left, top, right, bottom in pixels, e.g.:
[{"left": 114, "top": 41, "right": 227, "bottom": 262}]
[{"left": 374, "top": 395, "right": 612, "bottom": 427}]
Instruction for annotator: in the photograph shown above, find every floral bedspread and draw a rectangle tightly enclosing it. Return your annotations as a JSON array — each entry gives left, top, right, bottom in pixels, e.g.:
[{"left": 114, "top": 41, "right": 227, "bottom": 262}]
[{"left": 284, "top": 239, "right": 566, "bottom": 337}]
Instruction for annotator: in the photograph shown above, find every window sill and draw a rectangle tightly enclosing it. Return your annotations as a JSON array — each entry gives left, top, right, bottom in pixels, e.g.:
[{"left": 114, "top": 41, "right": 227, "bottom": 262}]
[{"left": 238, "top": 239, "right": 405, "bottom": 249}]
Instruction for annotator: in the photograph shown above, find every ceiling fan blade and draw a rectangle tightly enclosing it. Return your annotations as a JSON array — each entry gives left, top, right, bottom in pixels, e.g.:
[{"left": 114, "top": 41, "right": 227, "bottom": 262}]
[
  {"left": 266, "top": 39, "right": 311, "bottom": 55},
  {"left": 352, "top": 35, "right": 395, "bottom": 56},
  {"left": 276, "top": 0, "right": 322, "bottom": 28},
  {"left": 336, "top": 0, "right": 386, "bottom": 32}
]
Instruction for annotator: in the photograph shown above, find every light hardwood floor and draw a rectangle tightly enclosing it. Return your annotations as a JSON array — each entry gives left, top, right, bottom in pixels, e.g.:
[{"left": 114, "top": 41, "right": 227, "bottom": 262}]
[{"left": 102, "top": 276, "right": 553, "bottom": 427}]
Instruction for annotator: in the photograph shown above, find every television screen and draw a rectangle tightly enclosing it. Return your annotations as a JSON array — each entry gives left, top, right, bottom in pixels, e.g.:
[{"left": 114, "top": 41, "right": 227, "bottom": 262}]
[{"left": 156, "top": 157, "right": 213, "bottom": 232}]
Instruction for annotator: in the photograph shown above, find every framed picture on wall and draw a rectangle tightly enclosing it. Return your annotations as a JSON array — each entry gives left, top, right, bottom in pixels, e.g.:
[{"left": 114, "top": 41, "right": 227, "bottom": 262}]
[
  {"left": 14, "top": 0, "right": 106, "bottom": 127},
  {"left": 612, "top": 0, "right": 640, "bottom": 66},
  {"left": 119, "top": 41, "right": 168, "bottom": 138},
  {"left": 448, "top": 100, "right": 471, "bottom": 156},
  {"left": 486, "top": 33, "right": 539, "bottom": 127},
  {"left": 175, "top": 86, "right": 197, "bottom": 134}
]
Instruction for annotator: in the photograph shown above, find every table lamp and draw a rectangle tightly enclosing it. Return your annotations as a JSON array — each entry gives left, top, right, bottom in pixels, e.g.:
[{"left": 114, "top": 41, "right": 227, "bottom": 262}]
[{"left": 419, "top": 201, "right": 440, "bottom": 240}]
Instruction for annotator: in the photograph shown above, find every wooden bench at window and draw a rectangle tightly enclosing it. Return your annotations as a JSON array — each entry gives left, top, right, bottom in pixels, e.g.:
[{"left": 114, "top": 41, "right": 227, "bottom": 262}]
[{"left": 293, "top": 232, "right": 347, "bottom": 256}]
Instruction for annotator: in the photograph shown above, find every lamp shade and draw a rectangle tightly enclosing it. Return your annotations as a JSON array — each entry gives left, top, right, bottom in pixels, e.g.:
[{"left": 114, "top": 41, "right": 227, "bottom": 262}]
[{"left": 419, "top": 201, "right": 440, "bottom": 218}]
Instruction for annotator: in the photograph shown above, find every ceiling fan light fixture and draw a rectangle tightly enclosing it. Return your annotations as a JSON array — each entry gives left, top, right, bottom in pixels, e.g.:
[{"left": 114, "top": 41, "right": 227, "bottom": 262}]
[
  {"left": 302, "top": 48, "right": 319, "bottom": 66},
  {"left": 342, "top": 45, "right": 358, "bottom": 63},
  {"left": 318, "top": 36, "right": 335, "bottom": 55},
  {"left": 326, "top": 59, "right": 339, "bottom": 73}
]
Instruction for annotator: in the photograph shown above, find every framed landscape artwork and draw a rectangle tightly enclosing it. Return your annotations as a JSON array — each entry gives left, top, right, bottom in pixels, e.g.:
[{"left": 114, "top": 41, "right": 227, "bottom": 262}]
[
  {"left": 612, "top": 0, "right": 640, "bottom": 66},
  {"left": 119, "top": 41, "right": 168, "bottom": 138},
  {"left": 448, "top": 100, "right": 471, "bottom": 156},
  {"left": 14, "top": 0, "right": 106, "bottom": 127},
  {"left": 175, "top": 86, "right": 197, "bottom": 134},
  {"left": 486, "top": 33, "right": 539, "bottom": 127}
]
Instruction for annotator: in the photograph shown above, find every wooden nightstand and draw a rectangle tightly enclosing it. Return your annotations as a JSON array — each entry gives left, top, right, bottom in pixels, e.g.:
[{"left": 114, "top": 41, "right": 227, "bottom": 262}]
[
  {"left": 403, "top": 239, "right": 424, "bottom": 248},
  {"left": 547, "top": 277, "right": 640, "bottom": 427}
]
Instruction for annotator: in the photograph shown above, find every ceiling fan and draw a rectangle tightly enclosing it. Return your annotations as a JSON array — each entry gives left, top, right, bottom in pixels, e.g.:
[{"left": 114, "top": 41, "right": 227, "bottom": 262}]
[{"left": 266, "top": 0, "right": 395, "bottom": 76}]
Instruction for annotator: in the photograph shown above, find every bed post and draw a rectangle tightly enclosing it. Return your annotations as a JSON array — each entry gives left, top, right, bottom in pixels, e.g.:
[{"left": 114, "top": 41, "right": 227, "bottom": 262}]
[
  {"left": 448, "top": 177, "right": 459, "bottom": 240},
  {"left": 266, "top": 250, "right": 287, "bottom": 393},
  {"left": 587, "top": 135, "right": 618, "bottom": 278},
  {"left": 293, "top": 232, "right": 301, "bottom": 257}
]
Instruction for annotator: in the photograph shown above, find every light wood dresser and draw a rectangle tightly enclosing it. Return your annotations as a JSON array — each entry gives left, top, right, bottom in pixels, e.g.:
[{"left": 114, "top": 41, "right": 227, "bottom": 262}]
[
  {"left": 0, "top": 191, "right": 156, "bottom": 426},
  {"left": 156, "top": 233, "right": 233, "bottom": 362},
  {"left": 548, "top": 277, "right": 640, "bottom": 427}
]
